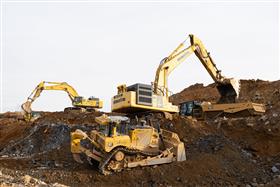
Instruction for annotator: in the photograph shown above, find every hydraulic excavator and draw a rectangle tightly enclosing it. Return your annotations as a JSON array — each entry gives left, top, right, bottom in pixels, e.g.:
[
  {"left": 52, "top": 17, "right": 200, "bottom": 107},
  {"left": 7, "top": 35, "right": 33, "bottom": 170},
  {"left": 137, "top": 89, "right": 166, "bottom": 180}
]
[
  {"left": 111, "top": 34, "right": 265, "bottom": 119},
  {"left": 21, "top": 81, "right": 103, "bottom": 121}
]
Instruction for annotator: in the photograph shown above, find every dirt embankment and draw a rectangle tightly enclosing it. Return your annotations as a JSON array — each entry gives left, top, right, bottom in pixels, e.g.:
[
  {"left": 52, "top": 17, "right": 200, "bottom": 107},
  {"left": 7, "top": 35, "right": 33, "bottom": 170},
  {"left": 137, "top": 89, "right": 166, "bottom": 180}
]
[{"left": 0, "top": 79, "right": 280, "bottom": 186}]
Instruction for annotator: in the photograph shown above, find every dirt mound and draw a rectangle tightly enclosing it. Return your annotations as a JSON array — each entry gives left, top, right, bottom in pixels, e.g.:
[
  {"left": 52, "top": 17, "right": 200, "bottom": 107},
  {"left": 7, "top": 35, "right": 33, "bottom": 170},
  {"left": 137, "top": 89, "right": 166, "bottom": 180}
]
[
  {"left": 0, "top": 79, "right": 280, "bottom": 186},
  {"left": 171, "top": 79, "right": 280, "bottom": 107}
]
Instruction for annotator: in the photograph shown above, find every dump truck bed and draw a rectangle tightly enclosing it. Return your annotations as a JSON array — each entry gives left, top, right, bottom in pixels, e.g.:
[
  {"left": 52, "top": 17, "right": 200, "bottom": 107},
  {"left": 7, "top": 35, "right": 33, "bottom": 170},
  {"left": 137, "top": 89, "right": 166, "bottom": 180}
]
[{"left": 201, "top": 102, "right": 266, "bottom": 119}]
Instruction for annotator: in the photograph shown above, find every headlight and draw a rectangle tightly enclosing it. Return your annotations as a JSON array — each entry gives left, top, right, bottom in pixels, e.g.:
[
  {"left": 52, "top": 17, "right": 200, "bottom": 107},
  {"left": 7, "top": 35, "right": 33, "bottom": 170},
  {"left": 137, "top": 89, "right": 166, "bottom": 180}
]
[{"left": 108, "top": 142, "right": 113, "bottom": 147}]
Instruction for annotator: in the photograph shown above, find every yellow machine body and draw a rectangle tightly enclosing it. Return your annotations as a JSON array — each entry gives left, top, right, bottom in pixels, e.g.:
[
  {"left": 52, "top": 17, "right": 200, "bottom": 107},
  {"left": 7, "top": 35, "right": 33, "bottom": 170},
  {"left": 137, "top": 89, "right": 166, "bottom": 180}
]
[
  {"left": 71, "top": 115, "right": 186, "bottom": 175},
  {"left": 112, "top": 87, "right": 179, "bottom": 114},
  {"left": 87, "top": 127, "right": 160, "bottom": 153}
]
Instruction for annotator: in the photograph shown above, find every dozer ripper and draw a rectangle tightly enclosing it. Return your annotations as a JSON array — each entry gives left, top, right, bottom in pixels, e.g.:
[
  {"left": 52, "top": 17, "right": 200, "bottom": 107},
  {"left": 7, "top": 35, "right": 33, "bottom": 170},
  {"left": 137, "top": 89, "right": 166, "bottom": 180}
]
[
  {"left": 21, "top": 81, "right": 103, "bottom": 121},
  {"left": 111, "top": 34, "right": 265, "bottom": 119},
  {"left": 71, "top": 114, "right": 186, "bottom": 175}
]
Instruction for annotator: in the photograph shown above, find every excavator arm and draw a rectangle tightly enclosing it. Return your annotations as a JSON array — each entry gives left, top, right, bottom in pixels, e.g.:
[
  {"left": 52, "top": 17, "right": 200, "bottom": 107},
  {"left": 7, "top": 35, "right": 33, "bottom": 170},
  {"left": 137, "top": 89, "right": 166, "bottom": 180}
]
[{"left": 153, "top": 34, "right": 240, "bottom": 103}]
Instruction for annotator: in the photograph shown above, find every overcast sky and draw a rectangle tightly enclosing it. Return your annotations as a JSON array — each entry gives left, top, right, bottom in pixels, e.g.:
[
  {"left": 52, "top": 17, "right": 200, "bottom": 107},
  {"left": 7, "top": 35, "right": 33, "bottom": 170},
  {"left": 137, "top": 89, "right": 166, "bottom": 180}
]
[{"left": 1, "top": 1, "right": 279, "bottom": 112}]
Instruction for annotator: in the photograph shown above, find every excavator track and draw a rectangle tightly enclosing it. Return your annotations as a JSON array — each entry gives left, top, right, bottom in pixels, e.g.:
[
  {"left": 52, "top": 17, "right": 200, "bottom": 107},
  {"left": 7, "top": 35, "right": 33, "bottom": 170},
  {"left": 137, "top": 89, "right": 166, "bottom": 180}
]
[{"left": 99, "top": 147, "right": 159, "bottom": 175}]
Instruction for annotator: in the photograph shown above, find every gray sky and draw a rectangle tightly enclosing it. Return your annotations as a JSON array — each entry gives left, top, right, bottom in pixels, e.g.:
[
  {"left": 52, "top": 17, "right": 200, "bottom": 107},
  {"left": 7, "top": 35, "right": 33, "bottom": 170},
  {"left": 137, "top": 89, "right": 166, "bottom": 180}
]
[{"left": 1, "top": 1, "right": 279, "bottom": 112}]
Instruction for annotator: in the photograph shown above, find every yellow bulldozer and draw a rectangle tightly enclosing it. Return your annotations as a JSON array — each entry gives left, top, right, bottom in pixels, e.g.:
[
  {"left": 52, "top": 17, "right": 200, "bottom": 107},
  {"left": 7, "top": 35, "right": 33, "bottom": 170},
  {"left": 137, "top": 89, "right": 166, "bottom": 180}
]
[
  {"left": 71, "top": 114, "right": 186, "bottom": 175},
  {"left": 21, "top": 81, "right": 103, "bottom": 121},
  {"left": 111, "top": 34, "right": 265, "bottom": 119}
]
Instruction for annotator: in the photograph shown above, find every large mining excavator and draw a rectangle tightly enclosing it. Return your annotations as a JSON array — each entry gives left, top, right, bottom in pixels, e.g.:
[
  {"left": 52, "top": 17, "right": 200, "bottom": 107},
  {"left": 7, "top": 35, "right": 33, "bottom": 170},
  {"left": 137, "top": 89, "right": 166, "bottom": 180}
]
[
  {"left": 21, "top": 81, "right": 103, "bottom": 121},
  {"left": 71, "top": 114, "right": 186, "bottom": 175},
  {"left": 111, "top": 34, "right": 265, "bottom": 118}
]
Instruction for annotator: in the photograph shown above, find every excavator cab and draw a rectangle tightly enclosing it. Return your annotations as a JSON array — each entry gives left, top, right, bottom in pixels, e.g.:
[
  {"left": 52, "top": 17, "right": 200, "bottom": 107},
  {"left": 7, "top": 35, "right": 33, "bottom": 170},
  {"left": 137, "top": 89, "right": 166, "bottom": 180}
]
[
  {"left": 73, "top": 96, "right": 83, "bottom": 103},
  {"left": 179, "top": 101, "right": 203, "bottom": 119}
]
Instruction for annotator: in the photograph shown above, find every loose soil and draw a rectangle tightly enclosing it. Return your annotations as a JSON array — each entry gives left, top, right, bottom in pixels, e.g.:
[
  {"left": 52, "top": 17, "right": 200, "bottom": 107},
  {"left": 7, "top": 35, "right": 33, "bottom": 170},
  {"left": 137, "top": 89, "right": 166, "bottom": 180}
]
[{"left": 1, "top": 79, "right": 280, "bottom": 186}]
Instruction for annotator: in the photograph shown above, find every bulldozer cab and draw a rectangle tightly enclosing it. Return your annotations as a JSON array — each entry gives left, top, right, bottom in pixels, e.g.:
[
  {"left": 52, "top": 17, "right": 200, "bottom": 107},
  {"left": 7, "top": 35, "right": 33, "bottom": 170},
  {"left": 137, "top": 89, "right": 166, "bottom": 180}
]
[
  {"left": 96, "top": 115, "right": 130, "bottom": 137},
  {"left": 179, "top": 100, "right": 203, "bottom": 118}
]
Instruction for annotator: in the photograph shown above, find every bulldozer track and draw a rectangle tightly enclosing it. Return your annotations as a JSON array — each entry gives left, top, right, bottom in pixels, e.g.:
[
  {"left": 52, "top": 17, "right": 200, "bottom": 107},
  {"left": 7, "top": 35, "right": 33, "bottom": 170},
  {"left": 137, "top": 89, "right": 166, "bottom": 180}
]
[{"left": 99, "top": 147, "right": 159, "bottom": 175}]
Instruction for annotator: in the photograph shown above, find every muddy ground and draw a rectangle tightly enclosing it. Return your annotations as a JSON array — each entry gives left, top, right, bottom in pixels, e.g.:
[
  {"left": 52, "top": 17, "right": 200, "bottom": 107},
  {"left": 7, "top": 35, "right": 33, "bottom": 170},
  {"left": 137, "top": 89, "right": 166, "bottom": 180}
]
[{"left": 0, "top": 79, "right": 280, "bottom": 186}]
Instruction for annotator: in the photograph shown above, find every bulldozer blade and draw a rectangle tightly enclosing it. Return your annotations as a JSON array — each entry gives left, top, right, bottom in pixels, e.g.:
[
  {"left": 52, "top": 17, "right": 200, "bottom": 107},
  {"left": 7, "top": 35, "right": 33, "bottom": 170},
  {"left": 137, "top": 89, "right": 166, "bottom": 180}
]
[
  {"left": 217, "top": 78, "right": 240, "bottom": 103},
  {"left": 73, "top": 153, "right": 83, "bottom": 163}
]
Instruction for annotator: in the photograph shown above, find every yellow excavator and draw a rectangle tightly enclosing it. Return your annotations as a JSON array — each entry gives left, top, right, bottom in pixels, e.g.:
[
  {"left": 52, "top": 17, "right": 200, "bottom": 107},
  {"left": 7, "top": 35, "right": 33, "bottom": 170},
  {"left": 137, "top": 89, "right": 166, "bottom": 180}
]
[
  {"left": 71, "top": 114, "right": 186, "bottom": 175},
  {"left": 21, "top": 81, "right": 103, "bottom": 121},
  {"left": 112, "top": 34, "right": 265, "bottom": 118}
]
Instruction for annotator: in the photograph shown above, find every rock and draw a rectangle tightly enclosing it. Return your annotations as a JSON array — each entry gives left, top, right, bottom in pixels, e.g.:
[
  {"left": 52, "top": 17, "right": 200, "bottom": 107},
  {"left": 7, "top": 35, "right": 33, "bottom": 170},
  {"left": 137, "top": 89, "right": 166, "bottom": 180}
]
[
  {"left": 54, "top": 161, "right": 63, "bottom": 168},
  {"left": 23, "top": 175, "right": 32, "bottom": 184},
  {"left": 272, "top": 166, "right": 279, "bottom": 173},
  {"left": 183, "top": 137, "right": 188, "bottom": 143},
  {"left": 247, "top": 123, "right": 254, "bottom": 127},
  {"left": 37, "top": 183, "right": 48, "bottom": 187},
  {"left": 254, "top": 91, "right": 262, "bottom": 100},
  {"left": 273, "top": 89, "right": 280, "bottom": 95},
  {"left": 214, "top": 146, "right": 220, "bottom": 151},
  {"left": 245, "top": 184, "right": 251, "bottom": 187},
  {"left": 52, "top": 183, "right": 69, "bottom": 187},
  {"left": 251, "top": 183, "right": 258, "bottom": 187},
  {"left": 242, "top": 149, "right": 252, "bottom": 157},
  {"left": 264, "top": 121, "right": 270, "bottom": 125},
  {"left": 259, "top": 115, "right": 268, "bottom": 121},
  {"left": 272, "top": 113, "right": 278, "bottom": 117}
]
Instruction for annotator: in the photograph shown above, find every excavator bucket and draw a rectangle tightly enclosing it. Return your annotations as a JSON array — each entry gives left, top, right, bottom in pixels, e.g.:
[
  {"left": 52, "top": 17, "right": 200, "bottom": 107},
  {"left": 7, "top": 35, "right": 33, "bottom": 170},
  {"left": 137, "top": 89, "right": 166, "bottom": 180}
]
[
  {"left": 216, "top": 78, "right": 240, "bottom": 103},
  {"left": 21, "top": 101, "right": 32, "bottom": 114},
  {"left": 21, "top": 101, "right": 41, "bottom": 121}
]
